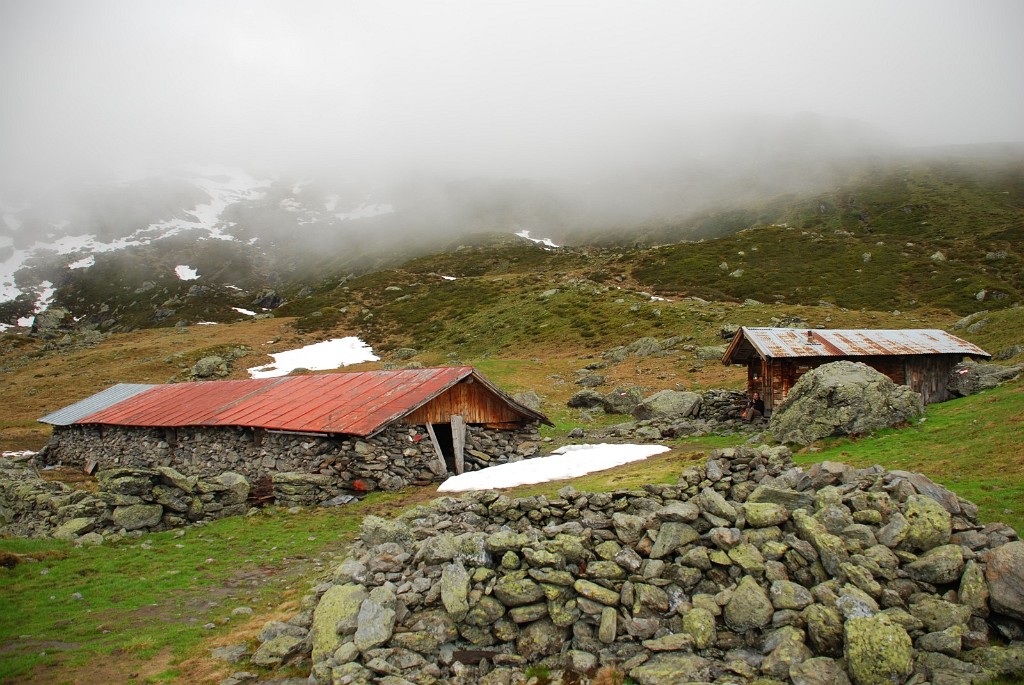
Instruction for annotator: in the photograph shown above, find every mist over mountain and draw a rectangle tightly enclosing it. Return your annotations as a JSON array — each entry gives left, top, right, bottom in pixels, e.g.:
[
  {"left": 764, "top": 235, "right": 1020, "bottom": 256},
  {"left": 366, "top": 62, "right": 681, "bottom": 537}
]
[{"left": 2, "top": 1, "right": 1022, "bottom": 332}]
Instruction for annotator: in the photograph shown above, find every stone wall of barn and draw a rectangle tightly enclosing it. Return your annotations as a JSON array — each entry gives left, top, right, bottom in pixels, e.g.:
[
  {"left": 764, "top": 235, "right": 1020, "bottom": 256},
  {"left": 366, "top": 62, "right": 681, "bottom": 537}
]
[{"left": 37, "top": 422, "right": 543, "bottom": 494}]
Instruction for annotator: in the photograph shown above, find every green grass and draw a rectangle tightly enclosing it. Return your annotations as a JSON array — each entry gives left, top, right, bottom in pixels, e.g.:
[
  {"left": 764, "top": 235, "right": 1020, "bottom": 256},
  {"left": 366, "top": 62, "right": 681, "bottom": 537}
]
[
  {"left": 0, "top": 497, "right": 397, "bottom": 683},
  {"left": 1, "top": 377, "right": 1022, "bottom": 682},
  {"left": 793, "top": 376, "right": 1024, "bottom": 533}
]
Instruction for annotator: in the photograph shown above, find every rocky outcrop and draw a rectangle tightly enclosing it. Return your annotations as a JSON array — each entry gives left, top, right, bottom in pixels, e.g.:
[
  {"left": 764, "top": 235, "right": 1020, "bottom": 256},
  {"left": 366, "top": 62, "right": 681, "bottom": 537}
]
[
  {"left": 770, "top": 361, "right": 924, "bottom": 445},
  {"left": 631, "top": 389, "right": 702, "bottom": 421},
  {"left": 568, "top": 387, "right": 757, "bottom": 441},
  {"left": 252, "top": 447, "right": 1024, "bottom": 684},
  {"left": 947, "top": 361, "right": 1023, "bottom": 397},
  {"left": 0, "top": 460, "right": 249, "bottom": 540}
]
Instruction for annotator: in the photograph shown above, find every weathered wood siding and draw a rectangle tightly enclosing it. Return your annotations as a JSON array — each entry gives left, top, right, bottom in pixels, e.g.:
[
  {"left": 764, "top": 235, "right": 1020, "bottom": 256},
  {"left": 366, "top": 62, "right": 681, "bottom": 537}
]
[
  {"left": 748, "top": 354, "right": 963, "bottom": 410},
  {"left": 403, "top": 379, "right": 528, "bottom": 426}
]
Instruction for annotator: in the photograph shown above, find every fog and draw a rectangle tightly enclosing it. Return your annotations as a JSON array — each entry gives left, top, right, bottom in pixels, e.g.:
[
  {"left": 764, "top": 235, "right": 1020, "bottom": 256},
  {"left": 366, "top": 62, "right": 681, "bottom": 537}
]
[{"left": 2, "top": 0, "right": 1023, "bottom": 195}]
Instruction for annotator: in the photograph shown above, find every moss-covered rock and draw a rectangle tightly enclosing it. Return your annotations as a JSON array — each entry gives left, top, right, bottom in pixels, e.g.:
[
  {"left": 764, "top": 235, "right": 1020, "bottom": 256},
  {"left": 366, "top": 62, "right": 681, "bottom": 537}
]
[
  {"left": 902, "top": 494, "right": 952, "bottom": 551},
  {"left": 843, "top": 615, "right": 913, "bottom": 685},
  {"left": 724, "top": 575, "right": 773, "bottom": 631},
  {"left": 310, "top": 583, "right": 367, "bottom": 662}
]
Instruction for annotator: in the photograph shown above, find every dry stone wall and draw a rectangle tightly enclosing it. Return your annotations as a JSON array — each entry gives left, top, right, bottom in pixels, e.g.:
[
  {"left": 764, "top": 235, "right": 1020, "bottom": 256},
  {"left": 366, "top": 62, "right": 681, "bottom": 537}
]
[
  {"left": 0, "top": 458, "right": 249, "bottom": 540},
  {"left": 38, "top": 422, "right": 543, "bottom": 494},
  {"left": 245, "top": 445, "right": 1024, "bottom": 685}
]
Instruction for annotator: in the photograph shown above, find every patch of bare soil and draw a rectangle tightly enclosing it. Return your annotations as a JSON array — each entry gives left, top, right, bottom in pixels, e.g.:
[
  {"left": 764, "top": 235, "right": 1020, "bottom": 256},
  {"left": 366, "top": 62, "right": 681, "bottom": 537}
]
[{"left": 13, "top": 646, "right": 175, "bottom": 685}]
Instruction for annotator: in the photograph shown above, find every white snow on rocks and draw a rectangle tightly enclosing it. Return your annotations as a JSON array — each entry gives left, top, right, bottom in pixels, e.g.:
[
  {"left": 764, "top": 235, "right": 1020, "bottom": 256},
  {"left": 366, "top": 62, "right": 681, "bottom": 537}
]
[{"left": 515, "top": 229, "right": 559, "bottom": 248}]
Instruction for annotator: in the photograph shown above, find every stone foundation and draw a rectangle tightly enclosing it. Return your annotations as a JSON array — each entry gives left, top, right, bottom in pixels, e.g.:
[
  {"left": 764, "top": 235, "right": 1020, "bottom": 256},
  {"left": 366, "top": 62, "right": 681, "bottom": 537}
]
[{"left": 38, "top": 422, "right": 543, "bottom": 493}]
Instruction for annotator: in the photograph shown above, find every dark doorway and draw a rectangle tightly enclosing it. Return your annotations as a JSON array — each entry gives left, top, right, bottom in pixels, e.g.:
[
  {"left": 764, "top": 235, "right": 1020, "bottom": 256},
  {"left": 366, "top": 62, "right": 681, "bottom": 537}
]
[{"left": 431, "top": 423, "right": 457, "bottom": 472}]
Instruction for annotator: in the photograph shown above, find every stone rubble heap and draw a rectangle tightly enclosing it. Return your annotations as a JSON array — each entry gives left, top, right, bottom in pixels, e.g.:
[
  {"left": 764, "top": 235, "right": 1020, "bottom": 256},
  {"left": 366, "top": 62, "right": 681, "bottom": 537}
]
[
  {"left": 570, "top": 387, "right": 763, "bottom": 442},
  {"left": 246, "top": 445, "right": 1024, "bottom": 685},
  {"left": 0, "top": 459, "right": 250, "bottom": 540}
]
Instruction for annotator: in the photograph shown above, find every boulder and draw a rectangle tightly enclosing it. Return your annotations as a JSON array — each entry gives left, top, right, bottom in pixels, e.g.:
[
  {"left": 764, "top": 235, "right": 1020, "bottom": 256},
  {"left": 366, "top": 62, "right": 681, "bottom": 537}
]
[
  {"left": 112, "top": 503, "right": 163, "bottom": 531},
  {"left": 985, "top": 541, "right": 1024, "bottom": 620},
  {"left": 903, "top": 493, "right": 952, "bottom": 551},
  {"left": 601, "top": 386, "right": 643, "bottom": 415},
  {"left": 632, "top": 389, "right": 702, "bottom": 421},
  {"left": 791, "top": 657, "right": 853, "bottom": 685},
  {"left": 249, "top": 634, "right": 303, "bottom": 667},
  {"left": 353, "top": 587, "right": 397, "bottom": 652},
  {"left": 212, "top": 472, "right": 250, "bottom": 506},
  {"left": 440, "top": 562, "right": 471, "bottom": 620},
  {"left": 724, "top": 575, "right": 773, "bottom": 631},
  {"left": 191, "top": 355, "right": 229, "bottom": 379},
  {"left": 843, "top": 615, "right": 914, "bottom": 685},
  {"left": 52, "top": 517, "right": 96, "bottom": 540},
  {"left": 769, "top": 361, "right": 923, "bottom": 445},
  {"left": 567, "top": 389, "right": 604, "bottom": 409},
  {"left": 947, "top": 361, "right": 1022, "bottom": 397},
  {"left": 629, "top": 653, "right": 711, "bottom": 685},
  {"left": 310, "top": 583, "right": 368, "bottom": 662},
  {"left": 515, "top": 618, "right": 567, "bottom": 660}
]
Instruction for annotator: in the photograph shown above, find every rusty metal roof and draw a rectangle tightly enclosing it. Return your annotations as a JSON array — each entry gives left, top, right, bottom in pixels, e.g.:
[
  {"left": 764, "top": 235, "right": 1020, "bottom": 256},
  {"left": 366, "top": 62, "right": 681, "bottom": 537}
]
[
  {"left": 68, "top": 366, "right": 550, "bottom": 436},
  {"left": 38, "top": 383, "right": 156, "bottom": 426},
  {"left": 723, "top": 327, "right": 991, "bottom": 364}
]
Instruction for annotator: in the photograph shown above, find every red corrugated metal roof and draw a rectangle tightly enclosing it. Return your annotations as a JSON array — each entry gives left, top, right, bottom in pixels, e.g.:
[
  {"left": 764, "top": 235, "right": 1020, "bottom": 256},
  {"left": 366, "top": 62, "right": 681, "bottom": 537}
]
[
  {"left": 73, "top": 366, "right": 549, "bottom": 436},
  {"left": 208, "top": 367, "right": 475, "bottom": 434},
  {"left": 722, "top": 327, "right": 991, "bottom": 363}
]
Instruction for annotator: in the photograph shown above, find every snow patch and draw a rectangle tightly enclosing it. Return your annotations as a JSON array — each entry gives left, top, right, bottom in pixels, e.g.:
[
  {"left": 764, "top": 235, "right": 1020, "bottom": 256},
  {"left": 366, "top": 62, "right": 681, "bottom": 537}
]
[
  {"left": 16, "top": 280, "right": 56, "bottom": 327},
  {"left": 1, "top": 166, "right": 272, "bottom": 305},
  {"left": 515, "top": 229, "right": 559, "bottom": 248},
  {"left": 437, "top": 443, "right": 669, "bottom": 492},
  {"left": 247, "top": 337, "right": 379, "bottom": 378},
  {"left": 232, "top": 307, "right": 257, "bottom": 316},
  {"left": 175, "top": 265, "right": 199, "bottom": 280},
  {"left": 336, "top": 203, "right": 394, "bottom": 221},
  {"left": 68, "top": 255, "right": 95, "bottom": 269}
]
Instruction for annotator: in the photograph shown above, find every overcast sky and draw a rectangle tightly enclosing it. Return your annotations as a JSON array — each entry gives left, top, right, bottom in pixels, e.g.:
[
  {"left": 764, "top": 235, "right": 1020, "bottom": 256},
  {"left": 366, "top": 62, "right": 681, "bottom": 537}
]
[{"left": 1, "top": 0, "right": 1022, "bottom": 190}]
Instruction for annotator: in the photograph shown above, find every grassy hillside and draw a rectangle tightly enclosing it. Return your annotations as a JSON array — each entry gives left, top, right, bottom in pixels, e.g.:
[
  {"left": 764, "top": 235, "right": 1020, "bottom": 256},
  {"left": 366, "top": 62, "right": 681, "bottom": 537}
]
[
  {"left": 1, "top": 376, "right": 1021, "bottom": 684},
  {"left": 630, "top": 158, "right": 1024, "bottom": 313}
]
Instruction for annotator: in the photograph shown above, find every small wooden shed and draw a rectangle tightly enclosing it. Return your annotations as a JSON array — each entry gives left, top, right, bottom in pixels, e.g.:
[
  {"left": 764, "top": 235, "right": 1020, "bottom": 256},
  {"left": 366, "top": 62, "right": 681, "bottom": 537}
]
[{"left": 721, "top": 327, "right": 991, "bottom": 410}]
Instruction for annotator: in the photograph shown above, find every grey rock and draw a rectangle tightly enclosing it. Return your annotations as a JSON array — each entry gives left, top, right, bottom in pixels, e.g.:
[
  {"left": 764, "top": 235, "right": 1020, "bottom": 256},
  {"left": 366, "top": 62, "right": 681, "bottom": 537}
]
[
  {"left": 905, "top": 544, "right": 964, "bottom": 584},
  {"left": 947, "top": 361, "right": 1022, "bottom": 397},
  {"left": 310, "top": 584, "right": 367, "bottom": 662},
  {"left": 111, "top": 504, "right": 163, "bottom": 531},
  {"left": 986, "top": 540, "right": 1024, "bottom": 620},
  {"left": 790, "top": 656, "right": 852, "bottom": 685},
  {"left": 629, "top": 653, "right": 711, "bottom": 685},
  {"left": 632, "top": 389, "right": 702, "bottom": 421},
  {"left": 843, "top": 615, "right": 913, "bottom": 685},
  {"left": 440, "top": 562, "right": 470, "bottom": 620},
  {"left": 769, "top": 361, "right": 923, "bottom": 445},
  {"left": 723, "top": 575, "right": 773, "bottom": 631}
]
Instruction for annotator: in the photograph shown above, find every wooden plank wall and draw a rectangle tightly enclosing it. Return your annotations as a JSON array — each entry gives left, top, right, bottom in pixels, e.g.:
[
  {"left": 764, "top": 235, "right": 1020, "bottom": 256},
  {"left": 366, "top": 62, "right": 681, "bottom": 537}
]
[
  {"left": 753, "top": 354, "right": 964, "bottom": 409},
  {"left": 403, "top": 379, "right": 526, "bottom": 426}
]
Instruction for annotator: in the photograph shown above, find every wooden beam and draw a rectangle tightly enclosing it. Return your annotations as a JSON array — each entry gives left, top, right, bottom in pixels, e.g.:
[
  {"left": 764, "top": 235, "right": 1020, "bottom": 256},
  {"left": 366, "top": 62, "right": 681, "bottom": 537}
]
[
  {"left": 424, "top": 423, "right": 449, "bottom": 474},
  {"left": 451, "top": 414, "right": 466, "bottom": 475}
]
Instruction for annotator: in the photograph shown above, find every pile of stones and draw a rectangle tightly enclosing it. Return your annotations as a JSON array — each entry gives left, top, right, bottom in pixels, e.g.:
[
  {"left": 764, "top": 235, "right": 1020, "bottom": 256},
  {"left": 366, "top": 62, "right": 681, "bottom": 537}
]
[
  {"left": 569, "top": 387, "right": 761, "bottom": 441},
  {"left": 0, "top": 458, "right": 249, "bottom": 540},
  {"left": 244, "top": 445, "right": 1024, "bottom": 684},
  {"left": 272, "top": 472, "right": 350, "bottom": 508}
]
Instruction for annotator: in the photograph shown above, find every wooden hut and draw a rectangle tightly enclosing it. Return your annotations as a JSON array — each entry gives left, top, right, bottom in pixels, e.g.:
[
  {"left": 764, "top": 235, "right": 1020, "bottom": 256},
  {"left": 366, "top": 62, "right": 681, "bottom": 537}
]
[
  {"left": 39, "top": 367, "right": 551, "bottom": 484},
  {"left": 721, "top": 327, "right": 991, "bottom": 411}
]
